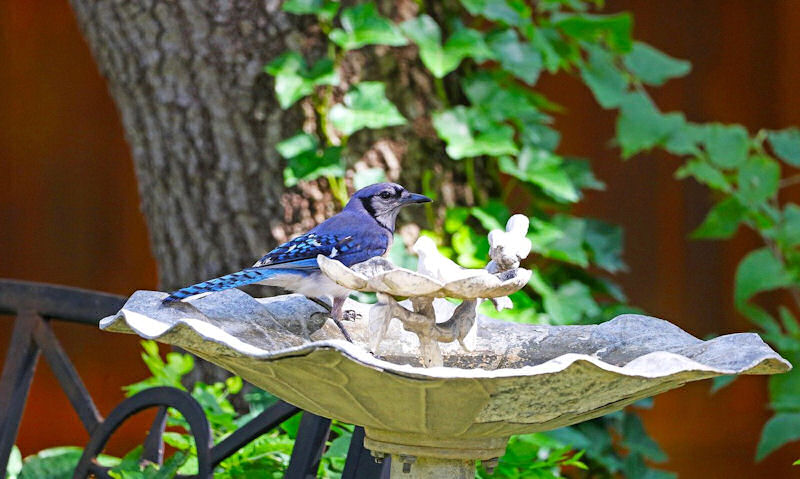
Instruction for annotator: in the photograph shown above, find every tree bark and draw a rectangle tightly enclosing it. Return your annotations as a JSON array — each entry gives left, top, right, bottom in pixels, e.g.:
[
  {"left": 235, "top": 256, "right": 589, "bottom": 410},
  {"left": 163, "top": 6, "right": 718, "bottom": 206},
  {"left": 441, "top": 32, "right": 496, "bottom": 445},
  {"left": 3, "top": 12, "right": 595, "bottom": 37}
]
[{"left": 68, "top": 0, "right": 308, "bottom": 290}]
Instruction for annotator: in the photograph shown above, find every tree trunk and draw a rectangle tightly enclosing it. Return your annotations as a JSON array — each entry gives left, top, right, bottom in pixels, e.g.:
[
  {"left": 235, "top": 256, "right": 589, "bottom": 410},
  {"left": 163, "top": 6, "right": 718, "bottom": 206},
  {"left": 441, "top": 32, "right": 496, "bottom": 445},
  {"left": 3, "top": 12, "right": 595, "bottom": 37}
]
[
  {"left": 68, "top": 0, "right": 307, "bottom": 290},
  {"left": 68, "top": 0, "right": 480, "bottom": 381}
]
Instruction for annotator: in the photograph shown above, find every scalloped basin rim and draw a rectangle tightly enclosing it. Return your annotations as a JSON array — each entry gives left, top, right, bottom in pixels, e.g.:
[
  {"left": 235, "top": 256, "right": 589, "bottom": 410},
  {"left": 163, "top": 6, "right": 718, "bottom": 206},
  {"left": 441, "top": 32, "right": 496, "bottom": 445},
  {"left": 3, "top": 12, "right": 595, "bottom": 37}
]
[{"left": 100, "top": 310, "right": 791, "bottom": 381}]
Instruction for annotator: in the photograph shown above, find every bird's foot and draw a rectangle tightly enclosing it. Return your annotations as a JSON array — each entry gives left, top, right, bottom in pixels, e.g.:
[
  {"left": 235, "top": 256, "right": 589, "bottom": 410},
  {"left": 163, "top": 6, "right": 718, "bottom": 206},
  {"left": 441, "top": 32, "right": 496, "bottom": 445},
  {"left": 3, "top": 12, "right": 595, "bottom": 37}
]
[
  {"left": 332, "top": 317, "right": 354, "bottom": 343},
  {"left": 342, "top": 309, "right": 361, "bottom": 321},
  {"left": 310, "top": 311, "right": 353, "bottom": 343}
]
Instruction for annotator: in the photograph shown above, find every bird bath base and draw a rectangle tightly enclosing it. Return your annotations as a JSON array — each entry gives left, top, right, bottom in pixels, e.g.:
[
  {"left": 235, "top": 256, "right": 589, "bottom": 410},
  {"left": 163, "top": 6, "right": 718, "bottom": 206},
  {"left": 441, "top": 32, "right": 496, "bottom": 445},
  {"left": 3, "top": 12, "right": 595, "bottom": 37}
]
[
  {"left": 387, "top": 456, "right": 475, "bottom": 478},
  {"left": 365, "top": 432, "right": 507, "bottom": 477}
]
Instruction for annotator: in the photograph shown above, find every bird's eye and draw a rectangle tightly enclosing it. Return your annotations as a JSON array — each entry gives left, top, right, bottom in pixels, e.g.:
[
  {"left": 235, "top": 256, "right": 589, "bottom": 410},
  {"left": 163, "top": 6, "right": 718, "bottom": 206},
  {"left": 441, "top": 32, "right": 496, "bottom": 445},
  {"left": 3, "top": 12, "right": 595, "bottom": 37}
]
[{"left": 379, "top": 191, "right": 392, "bottom": 199}]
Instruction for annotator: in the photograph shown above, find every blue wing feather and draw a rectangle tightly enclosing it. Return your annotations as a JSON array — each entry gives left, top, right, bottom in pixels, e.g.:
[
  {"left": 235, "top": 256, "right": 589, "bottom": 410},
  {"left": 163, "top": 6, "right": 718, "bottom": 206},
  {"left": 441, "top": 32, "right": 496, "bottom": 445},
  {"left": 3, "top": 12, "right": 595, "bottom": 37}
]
[
  {"left": 253, "top": 233, "right": 345, "bottom": 268},
  {"left": 163, "top": 219, "right": 391, "bottom": 304}
]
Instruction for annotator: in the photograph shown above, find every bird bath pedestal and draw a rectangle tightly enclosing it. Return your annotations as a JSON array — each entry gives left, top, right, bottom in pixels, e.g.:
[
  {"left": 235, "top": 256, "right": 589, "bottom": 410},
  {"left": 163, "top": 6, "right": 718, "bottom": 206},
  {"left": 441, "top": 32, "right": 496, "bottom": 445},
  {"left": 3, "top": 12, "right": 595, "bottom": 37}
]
[{"left": 100, "top": 217, "right": 792, "bottom": 477}]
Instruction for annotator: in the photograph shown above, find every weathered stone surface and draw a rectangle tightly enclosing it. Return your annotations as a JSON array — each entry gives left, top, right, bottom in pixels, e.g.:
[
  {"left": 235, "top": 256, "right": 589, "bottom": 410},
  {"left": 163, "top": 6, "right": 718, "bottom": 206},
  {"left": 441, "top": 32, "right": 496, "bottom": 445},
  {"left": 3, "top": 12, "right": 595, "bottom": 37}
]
[{"left": 101, "top": 290, "right": 791, "bottom": 445}]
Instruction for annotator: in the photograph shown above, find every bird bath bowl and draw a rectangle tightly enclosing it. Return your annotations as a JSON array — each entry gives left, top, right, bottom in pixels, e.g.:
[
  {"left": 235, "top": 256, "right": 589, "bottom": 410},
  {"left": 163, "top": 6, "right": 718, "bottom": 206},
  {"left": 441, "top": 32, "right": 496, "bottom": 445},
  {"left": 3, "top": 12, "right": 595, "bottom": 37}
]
[
  {"left": 101, "top": 290, "right": 791, "bottom": 477},
  {"left": 100, "top": 216, "right": 791, "bottom": 477}
]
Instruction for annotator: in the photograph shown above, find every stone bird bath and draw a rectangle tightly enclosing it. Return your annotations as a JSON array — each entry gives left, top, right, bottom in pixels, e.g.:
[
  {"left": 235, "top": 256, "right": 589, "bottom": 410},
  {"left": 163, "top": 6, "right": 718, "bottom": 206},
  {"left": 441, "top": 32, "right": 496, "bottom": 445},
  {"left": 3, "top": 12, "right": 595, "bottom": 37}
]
[{"left": 101, "top": 216, "right": 791, "bottom": 478}]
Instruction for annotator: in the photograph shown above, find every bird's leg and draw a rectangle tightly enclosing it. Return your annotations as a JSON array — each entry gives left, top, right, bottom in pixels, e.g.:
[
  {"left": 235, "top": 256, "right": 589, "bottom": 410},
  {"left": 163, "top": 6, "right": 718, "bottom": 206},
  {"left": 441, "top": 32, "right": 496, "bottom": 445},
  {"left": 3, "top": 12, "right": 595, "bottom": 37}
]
[{"left": 330, "top": 296, "right": 354, "bottom": 343}]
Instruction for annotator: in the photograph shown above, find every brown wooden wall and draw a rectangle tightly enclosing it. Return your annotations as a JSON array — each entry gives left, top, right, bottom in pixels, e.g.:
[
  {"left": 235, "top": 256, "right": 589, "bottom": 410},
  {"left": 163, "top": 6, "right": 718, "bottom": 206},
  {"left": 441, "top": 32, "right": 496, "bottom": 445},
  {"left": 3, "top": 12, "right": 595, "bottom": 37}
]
[{"left": 1, "top": 0, "right": 799, "bottom": 477}]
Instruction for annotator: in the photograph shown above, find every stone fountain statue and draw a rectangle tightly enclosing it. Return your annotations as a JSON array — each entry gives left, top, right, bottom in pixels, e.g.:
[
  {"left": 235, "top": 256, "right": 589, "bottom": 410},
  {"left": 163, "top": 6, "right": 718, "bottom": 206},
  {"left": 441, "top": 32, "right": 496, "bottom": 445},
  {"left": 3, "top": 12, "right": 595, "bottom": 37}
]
[{"left": 101, "top": 215, "right": 792, "bottom": 478}]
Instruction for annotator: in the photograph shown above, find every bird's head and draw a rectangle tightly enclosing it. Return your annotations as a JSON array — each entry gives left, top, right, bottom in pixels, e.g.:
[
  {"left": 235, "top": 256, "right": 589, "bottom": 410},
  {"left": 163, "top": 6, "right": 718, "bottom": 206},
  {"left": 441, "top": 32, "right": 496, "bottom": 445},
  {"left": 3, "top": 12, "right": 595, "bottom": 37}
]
[{"left": 348, "top": 182, "right": 431, "bottom": 231}]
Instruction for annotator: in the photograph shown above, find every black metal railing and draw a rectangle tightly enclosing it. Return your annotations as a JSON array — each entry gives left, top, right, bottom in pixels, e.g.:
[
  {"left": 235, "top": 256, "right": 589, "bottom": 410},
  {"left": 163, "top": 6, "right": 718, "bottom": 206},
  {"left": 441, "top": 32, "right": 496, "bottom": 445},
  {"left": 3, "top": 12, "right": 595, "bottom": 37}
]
[{"left": 0, "top": 279, "right": 388, "bottom": 478}]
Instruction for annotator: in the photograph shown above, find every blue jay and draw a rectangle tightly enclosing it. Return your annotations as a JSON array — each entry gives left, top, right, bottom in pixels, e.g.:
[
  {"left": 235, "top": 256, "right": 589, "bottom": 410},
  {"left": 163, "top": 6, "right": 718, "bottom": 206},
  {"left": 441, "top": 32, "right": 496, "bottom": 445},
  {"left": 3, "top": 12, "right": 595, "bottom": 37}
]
[{"left": 162, "top": 182, "right": 431, "bottom": 341}]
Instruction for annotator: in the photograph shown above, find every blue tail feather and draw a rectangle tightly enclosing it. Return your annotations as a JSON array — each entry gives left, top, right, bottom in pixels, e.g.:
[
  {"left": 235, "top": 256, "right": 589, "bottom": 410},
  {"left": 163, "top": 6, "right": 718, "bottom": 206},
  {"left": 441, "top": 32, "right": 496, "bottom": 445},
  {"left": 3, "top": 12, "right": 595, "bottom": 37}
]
[{"left": 162, "top": 268, "right": 285, "bottom": 304}]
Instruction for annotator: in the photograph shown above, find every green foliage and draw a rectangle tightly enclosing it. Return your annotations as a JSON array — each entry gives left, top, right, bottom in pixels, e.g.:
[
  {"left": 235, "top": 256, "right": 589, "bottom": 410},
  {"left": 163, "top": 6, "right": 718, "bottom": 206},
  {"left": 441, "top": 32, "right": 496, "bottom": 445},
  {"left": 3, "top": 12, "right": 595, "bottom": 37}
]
[
  {"left": 108, "top": 447, "right": 187, "bottom": 479},
  {"left": 282, "top": 0, "right": 339, "bottom": 22},
  {"left": 433, "top": 107, "right": 519, "bottom": 159},
  {"left": 552, "top": 12, "right": 633, "bottom": 52},
  {"left": 277, "top": 133, "right": 344, "bottom": 187},
  {"left": 329, "top": 82, "right": 406, "bottom": 135},
  {"left": 580, "top": 44, "right": 628, "bottom": 108},
  {"left": 486, "top": 29, "right": 542, "bottom": 85},
  {"left": 623, "top": 41, "right": 691, "bottom": 86},
  {"left": 264, "top": 52, "right": 338, "bottom": 109},
  {"left": 329, "top": 3, "right": 407, "bottom": 50},
  {"left": 6, "top": 445, "right": 21, "bottom": 479},
  {"left": 704, "top": 124, "right": 750, "bottom": 168},
  {"left": 17, "top": 447, "right": 118, "bottom": 479},
  {"left": 477, "top": 434, "right": 586, "bottom": 479},
  {"left": 401, "top": 16, "right": 492, "bottom": 78},
  {"left": 124, "top": 339, "right": 193, "bottom": 395},
  {"left": 756, "top": 413, "right": 800, "bottom": 461},
  {"left": 768, "top": 128, "right": 800, "bottom": 166}
]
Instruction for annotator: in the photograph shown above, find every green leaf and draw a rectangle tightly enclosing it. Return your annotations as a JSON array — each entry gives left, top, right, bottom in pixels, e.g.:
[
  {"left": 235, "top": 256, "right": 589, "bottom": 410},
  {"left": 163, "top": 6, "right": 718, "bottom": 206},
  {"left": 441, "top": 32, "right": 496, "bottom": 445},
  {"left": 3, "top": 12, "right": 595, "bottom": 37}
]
[
  {"left": 264, "top": 52, "right": 338, "bottom": 109},
  {"left": 353, "top": 168, "right": 388, "bottom": 190},
  {"left": 445, "top": 24, "right": 495, "bottom": 63},
  {"left": 401, "top": 16, "right": 491, "bottom": 78},
  {"left": 498, "top": 148, "right": 578, "bottom": 202},
  {"left": 778, "top": 204, "right": 800, "bottom": 247},
  {"left": 282, "top": 0, "right": 339, "bottom": 21},
  {"left": 734, "top": 247, "right": 794, "bottom": 306},
  {"left": 616, "top": 92, "right": 684, "bottom": 158},
  {"left": 585, "top": 218, "right": 625, "bottom": 272},
  {"left": 225, "top": 375, "right": 243, "bottom": 394},
  {"left": 329, "top": 82, "right": 406, "bottom": 135},
  {"left": 19, "top": 447, "right": 83, "bottom": 479},
  {"left": 736, "top": 155, "right": 780, "bottom": 205},
  {"left": 528, "top": 26, "right": 576, "bottom": 72},
  {"left": 768, "top": 128, "right": 800, "bottom": 166},
  {"left": 124, "top": 341, "right": 192, "bottom": 396},
  {"left": 769, "top": 352, "right": 800, "bottom": 411},
  {"left": 623, "top": 41, "right": 691, "bottom": 86},
  {"left": 323, "top": 431, "right": 353, "bottom": 459},
  {"left": 283, "top": 146, "right": 344, "bottom": 187},
  {"left": 276, "top": 132, "right": 318, "bottom": 158},
  {"left": 329, "top": 3, "right": 407, "bottom": 50},
  {"left": 432, "top": 106, "right": 519, "bottom": 159},
  {"left": 471, "top": 200, "right": 511, "bottom": 231},
  {"left": 460, "top": 0, "right": 531, "bottom": 27},
  {"left": 703, "top": 123, "right": 750, "bottom": 169},
  {"left": 563, "top": 158, "right": 605, "bottom": 191},
  {"left": 452, "top": 225, "right": 490, "bottom": 268},
  {"left": 486, "top": 29, "right": 542, "bottom": 84},
  {"left": 779, "top": 306, "right": 800, "bottom": 335},
  {"left": 520, "top": 120, "right": 561, "bottom": 151},
  {"left": 7, "top": 445, "right": 22, "bottom": 479},
  {"left": 756, "top": 413, "right": 800, "bottom": 461},
  {"left": 675, "top": 158, "right": 731, "bottom": 192},
  {"left": 529, "top": 215, "right": 589, "bottom": 267},
  {"left": 620, "top": 412, "right": 667, "bottom": 462},
  {"left": 554, "top": 12, "right": 633, "bottom": 53},
  {"left": 580, "top": 45, "right": 628, "bottom": 108},
  {"left": 691, "top": 197, "right": 747, "bottom": 239},
  {"left": 664, "top": 121, "right": 705, "bottom": 156},
  {"left": 275, "top": 132, "right": 344, "bottom": 187},
  {"left": 710, "top": 375, "right": 736, "bottom": 394},
  {"left": 542, "top": 280, "right": 601, "bottom": 324},
  {"left": 462, "top": 73, "right": 542, "bottom": 123}
]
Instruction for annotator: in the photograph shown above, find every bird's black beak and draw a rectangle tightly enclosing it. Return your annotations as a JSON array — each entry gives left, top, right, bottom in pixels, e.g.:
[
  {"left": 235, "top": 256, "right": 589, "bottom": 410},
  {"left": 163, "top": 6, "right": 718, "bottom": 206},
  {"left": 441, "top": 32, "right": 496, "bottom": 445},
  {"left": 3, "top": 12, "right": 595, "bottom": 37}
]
[{"left": 402, "top": 192, "right": 432, "bottom": 204}]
